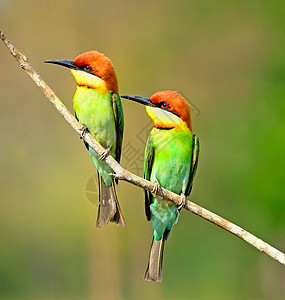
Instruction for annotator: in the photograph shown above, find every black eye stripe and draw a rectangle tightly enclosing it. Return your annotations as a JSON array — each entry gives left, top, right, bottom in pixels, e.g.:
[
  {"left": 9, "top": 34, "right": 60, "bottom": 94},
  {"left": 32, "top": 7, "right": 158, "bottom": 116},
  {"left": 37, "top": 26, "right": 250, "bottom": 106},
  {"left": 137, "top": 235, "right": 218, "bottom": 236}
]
[
  {"left": 154, "top": 102, "right": 180, "bottom": 118},
  {"left": 81, "top": 65, "right": 103, "bottom": 78}
]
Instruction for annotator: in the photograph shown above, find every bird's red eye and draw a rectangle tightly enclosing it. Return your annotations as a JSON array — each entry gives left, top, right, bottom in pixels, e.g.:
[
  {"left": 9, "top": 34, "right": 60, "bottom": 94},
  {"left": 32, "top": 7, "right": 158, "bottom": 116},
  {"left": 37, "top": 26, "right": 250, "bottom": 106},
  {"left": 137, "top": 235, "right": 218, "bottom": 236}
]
[
  {"left": 84, "top": 65, "right": 91, "bottom": 72},
  {"left": 161, "top": 102, "right": 169, "bottom": 109}
]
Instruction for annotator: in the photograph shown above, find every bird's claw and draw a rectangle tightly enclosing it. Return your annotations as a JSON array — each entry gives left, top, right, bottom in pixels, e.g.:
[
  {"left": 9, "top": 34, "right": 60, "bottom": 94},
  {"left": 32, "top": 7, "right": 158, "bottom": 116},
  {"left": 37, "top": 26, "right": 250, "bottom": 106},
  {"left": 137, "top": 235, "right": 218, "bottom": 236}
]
[
  {"left": 108, "top": 173, "right": 122, "bottom": 180},
  {"left": 108, "top": 173, "right": 117, "bottom": 178},
  {"left": 177, "top": 194, "right": 187, "bottom": 210},
  {"left": 99, "top": 147, "right": 111, "bottom": 161},
  {"left": 79, "top": 126, "right": 88, "bottom": 139},
  {"left": 152, "top": 182, "right": 161, "bottom": 195}
]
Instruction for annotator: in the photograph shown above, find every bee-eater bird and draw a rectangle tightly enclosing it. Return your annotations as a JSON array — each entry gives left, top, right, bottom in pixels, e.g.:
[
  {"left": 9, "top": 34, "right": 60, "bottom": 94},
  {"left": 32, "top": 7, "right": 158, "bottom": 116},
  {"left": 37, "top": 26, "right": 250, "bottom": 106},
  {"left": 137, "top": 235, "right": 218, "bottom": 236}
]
[
  {"left": 45, "top": 51, "right": 125, "bottom": 228},
  {"left": 121, "top": 91, "right": 199, "bottom": 282}
]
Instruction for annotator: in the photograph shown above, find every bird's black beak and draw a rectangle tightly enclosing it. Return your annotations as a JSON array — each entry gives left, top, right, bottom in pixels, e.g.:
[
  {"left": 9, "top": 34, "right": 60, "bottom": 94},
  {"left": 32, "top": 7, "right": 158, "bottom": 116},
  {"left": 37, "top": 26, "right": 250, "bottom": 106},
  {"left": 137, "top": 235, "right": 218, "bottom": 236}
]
[
  {"left": 44, "top": 59, "right": 79, "bottom": 70},
  {"left": 120, "top": 95, "right": 155, "bottom": 107}
]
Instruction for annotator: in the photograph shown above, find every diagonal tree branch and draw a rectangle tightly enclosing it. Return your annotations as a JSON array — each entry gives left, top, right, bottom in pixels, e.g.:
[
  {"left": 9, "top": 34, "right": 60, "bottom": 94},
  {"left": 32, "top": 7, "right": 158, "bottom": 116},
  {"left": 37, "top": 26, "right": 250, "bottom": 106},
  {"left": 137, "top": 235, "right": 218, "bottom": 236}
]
[{"left": 1, "top": 29, "right": 284, "bottom": 266}]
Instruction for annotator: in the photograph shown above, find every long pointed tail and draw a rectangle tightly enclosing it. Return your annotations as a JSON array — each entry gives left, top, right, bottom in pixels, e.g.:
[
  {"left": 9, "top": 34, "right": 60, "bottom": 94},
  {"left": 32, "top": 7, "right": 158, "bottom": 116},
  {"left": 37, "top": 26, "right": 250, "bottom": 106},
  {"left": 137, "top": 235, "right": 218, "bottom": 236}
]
[
  {"left": 144, "top": 235, "right": 166, "bottom": 282},
  {"left": 96, "top": 174, "right": 125, "bottom": 228}
]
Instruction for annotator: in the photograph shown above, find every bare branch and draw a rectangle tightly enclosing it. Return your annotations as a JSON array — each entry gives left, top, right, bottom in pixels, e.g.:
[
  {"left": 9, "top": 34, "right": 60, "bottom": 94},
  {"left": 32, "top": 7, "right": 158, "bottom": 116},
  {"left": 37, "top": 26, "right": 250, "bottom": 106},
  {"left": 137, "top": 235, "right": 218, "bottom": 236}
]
[{"left": 1, "top": 29, "right": 284, "bottom": 266}]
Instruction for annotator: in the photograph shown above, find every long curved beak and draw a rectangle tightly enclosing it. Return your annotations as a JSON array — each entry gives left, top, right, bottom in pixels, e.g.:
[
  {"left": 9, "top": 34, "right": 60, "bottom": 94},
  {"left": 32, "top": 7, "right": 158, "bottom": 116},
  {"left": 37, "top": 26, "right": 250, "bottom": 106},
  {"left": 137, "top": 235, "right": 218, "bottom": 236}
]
[
  {"left": 120, "top": 95, "right": 155, "bottom": 107},
  {"left": 44, "top": 59, "right": 79, "bottom": 70}
]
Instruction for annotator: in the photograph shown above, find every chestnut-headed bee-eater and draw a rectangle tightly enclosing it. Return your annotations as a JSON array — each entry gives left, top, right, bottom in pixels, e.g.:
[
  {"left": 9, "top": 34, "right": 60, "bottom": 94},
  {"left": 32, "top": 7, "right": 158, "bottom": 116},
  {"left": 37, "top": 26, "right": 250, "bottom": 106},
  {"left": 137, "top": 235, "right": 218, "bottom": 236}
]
[
  {"left": 122, "top": 91, "right": 199, "bottom": 282},
  {"left": 45, "top": 51, "right": 125, "bottom": 228}
]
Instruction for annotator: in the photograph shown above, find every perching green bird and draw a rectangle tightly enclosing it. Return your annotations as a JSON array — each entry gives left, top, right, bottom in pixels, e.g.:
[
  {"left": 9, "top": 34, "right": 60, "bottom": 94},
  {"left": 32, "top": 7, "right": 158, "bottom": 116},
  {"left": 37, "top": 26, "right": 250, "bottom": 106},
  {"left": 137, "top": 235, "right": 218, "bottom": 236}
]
[
  {"left": 45, "top": 51, "right": 125, "bottom": 228},
  {"left": 121, "top": 91, "right": 199, "bottom": 282}
]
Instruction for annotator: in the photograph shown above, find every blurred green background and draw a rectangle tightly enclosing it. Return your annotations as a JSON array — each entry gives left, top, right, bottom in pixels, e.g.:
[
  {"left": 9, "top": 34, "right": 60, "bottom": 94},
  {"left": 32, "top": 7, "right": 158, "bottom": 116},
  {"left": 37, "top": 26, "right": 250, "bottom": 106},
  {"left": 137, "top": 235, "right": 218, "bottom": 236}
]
[{"left": 1, "top": 0, "right": 285, "bottom": 299}]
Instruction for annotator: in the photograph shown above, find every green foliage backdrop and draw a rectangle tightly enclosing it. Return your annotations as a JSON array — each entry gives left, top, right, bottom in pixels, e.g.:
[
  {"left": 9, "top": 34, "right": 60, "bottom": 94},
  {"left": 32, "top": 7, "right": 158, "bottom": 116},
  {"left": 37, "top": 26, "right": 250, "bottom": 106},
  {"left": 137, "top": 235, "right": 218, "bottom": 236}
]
[{"left": 1, "top": 1, "right": 285, "bottom": 299}]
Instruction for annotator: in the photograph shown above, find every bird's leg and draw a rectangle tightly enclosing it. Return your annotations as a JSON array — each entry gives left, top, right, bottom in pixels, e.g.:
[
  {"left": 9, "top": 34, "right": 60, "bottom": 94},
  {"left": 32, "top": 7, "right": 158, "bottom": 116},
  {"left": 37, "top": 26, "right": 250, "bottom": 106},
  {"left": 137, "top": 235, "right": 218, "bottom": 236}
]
[
  {"left": 99, "top": 147, "right": 111, "bottom": 161},
  {"left": 177, "top": 194, "right": 187, "bottom": 210},
  {"left": 152, "top": 182, "right": 162, "bottom": 195},
  {"left": 79, "top": 126, "right": 88, "bottom": 139}
]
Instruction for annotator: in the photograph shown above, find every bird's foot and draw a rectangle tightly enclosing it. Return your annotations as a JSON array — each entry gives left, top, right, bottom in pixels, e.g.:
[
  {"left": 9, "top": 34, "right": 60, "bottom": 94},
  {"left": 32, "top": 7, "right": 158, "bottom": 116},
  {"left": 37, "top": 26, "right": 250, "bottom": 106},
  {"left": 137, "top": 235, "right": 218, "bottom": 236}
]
[
  {"left": 79, "top": 126, "right": 88, "bottom": 139},
  {"left": 108, "top": 173, "right": 123, "bottom": 180},
  {"left": 152, "top": 182, "right": 162, "bottom": 195},
  {"left": 99, "top": 147, "right": 111, "bottom": 161},
  {"left": 177, "top": 194, "right": 187, "bottom": 210}
]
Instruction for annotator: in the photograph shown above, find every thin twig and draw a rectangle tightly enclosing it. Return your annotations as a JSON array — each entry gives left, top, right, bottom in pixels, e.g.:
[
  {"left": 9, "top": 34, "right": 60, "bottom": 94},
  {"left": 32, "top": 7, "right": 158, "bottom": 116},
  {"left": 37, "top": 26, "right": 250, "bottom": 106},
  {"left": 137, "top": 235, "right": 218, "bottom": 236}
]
[{"left": 1, "top": 29, "right": 284, "bottom": 266}]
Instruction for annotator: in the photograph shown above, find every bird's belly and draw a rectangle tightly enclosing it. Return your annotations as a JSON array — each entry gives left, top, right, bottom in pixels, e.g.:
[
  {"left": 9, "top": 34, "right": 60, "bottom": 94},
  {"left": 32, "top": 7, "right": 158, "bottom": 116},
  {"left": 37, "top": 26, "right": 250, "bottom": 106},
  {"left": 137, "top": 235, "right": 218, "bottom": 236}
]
[
  {"left": 152, "top": 159, "right": 188, "bottom": 194},
  {"left": 87, "top": 117, "right": 116, "bottom": 149}
]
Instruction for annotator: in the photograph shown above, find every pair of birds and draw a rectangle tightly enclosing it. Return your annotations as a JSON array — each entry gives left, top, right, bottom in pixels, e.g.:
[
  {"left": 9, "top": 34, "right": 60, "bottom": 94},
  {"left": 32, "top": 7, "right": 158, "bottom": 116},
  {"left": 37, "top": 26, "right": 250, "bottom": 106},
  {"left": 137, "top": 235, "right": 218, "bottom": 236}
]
[{"left": 45, "top": 51, "right": 199, "bottom": 282}]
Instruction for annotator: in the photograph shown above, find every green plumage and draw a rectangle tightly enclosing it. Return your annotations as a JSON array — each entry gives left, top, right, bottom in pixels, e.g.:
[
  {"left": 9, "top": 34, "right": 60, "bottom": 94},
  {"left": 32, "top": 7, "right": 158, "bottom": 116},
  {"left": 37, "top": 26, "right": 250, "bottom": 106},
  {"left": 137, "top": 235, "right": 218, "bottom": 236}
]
[
  {"left": 144, "top": 126, "right": 199, "bottom": 281},
  {"left": 73, "top": 86, "right": 123, "bottom": 185},
  {"left": 73, "top": 86, "right": 125, "bottom": 227},
  {"left": 144, "top": 128, "right": 199, "bottom": 240}
]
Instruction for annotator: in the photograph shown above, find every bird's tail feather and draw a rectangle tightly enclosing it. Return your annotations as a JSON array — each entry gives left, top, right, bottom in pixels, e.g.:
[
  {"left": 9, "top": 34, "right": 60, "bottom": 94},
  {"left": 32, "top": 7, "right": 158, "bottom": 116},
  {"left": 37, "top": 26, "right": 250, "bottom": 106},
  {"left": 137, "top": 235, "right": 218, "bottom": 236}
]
[
  {"left": 144, "top": 235, "right": 166, "bottom": 282},
  {"left": 96, "top": 174, "right": 125, "bottom": 228}
]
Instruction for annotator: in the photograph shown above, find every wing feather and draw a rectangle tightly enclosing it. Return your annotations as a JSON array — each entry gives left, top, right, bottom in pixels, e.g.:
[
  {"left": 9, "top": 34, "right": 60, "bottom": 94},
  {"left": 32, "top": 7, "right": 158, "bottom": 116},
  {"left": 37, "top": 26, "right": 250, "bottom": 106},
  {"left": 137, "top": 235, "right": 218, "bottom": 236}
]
[
  {"left": 185, "top": 134, "right": 200, "bottom": 196},
  {"left": 144, "top": 136, "right": 154, "bottom": 221},
  {"left": 112, "top": 93, "right": 124, "bottom": 163}
]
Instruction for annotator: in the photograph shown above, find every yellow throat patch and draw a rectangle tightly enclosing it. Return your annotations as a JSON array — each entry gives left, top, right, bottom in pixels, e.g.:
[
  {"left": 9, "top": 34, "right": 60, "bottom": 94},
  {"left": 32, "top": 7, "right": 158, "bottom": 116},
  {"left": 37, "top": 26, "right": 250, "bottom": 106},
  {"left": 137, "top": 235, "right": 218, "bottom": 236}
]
[
  {"left": 146, "top": 106, "right": 188, "bottom": 129},
  {"left": 71, "top": 69, "right": 108, "bottom": 92}
]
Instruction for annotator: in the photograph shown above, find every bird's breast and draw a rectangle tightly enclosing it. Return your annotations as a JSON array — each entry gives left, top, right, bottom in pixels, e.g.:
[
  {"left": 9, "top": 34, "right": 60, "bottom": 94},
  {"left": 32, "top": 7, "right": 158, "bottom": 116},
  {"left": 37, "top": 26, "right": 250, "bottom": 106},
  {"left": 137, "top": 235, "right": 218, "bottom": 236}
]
[
  {"left": 73, "top": 87, "right": 116, "bottom": 151},
  {"left": 150, "top": 128, "right": 193, "bottom": 194}
]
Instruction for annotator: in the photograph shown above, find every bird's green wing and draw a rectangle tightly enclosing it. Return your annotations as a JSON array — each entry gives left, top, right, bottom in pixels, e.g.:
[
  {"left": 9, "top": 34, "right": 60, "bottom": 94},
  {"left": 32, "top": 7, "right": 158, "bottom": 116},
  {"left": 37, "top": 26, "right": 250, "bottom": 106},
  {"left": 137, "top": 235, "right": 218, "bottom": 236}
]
[
  {"left": 185, "top": 134, "right": 200, "bottom": 196},
  {"left": 144, "top": 135, "right": 154, "bottom": 221},
  {"left": 112, "top": 93, "right": 124, "bottom": 163}
]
